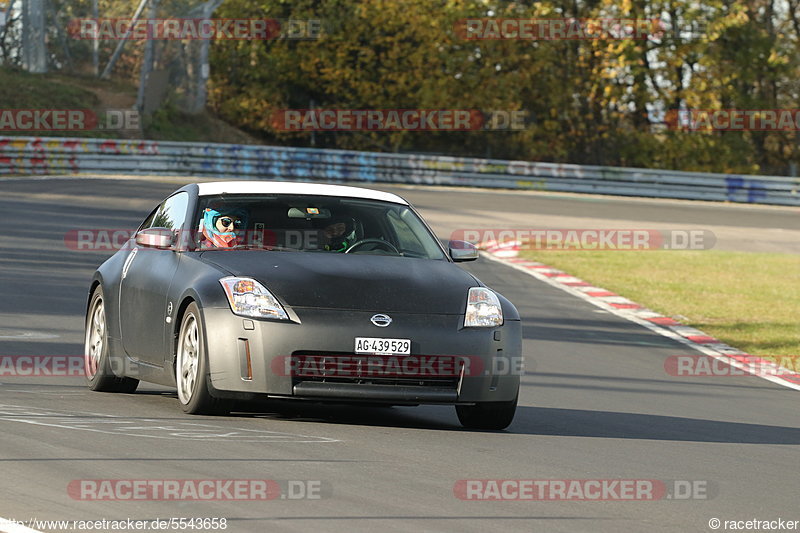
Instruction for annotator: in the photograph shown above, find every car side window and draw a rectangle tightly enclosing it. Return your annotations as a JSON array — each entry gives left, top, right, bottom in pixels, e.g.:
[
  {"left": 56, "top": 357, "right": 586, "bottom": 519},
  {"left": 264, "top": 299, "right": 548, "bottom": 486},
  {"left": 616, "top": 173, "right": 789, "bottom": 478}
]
[
  {"left": 138, "top": 207, "right": 159, "bottom": 231},
  {"left": 151, "top": 192, "right": 189, "bottom": 231}
]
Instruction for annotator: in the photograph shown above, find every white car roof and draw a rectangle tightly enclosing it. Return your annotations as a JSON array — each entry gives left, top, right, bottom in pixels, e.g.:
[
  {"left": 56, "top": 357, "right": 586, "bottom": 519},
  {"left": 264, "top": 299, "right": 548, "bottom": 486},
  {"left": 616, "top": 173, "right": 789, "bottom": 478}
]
[{"left": 196, "top": 181, "right": 408, "bottom": 205}]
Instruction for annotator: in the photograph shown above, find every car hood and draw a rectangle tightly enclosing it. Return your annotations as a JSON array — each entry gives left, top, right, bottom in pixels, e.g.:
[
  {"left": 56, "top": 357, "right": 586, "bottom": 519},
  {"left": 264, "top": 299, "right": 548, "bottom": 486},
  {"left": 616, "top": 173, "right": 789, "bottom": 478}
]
[{"left": 198, "top": 251, "right": 478, "bottom": 314}]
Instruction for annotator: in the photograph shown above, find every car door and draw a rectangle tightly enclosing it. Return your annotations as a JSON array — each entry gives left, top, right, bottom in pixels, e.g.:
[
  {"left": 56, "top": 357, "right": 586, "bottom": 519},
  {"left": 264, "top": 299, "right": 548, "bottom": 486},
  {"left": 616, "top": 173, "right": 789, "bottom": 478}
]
[{"left": 119, "top": 192, "right": 189, "bottom": 365}]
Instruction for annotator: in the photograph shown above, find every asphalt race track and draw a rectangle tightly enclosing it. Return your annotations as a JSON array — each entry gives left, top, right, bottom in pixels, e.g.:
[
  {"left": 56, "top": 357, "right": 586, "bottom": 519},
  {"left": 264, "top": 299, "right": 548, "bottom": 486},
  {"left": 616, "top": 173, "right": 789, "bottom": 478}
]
[{"left": 1, "top": 176, "right": 799, "bottom": 533}]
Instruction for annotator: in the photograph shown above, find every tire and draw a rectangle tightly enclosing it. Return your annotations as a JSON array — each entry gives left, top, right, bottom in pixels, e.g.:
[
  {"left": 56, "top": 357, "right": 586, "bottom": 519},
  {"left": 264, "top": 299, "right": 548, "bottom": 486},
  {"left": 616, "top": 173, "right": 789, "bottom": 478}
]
[
  {"left": 85, "top": 287, "right": 139, "bottom": 393},
  {"left": 456, "top": 393, "right": 518, "bottom": 430},
  {"left": 175, "top": 302, "right": 231, "bottom": 415}
]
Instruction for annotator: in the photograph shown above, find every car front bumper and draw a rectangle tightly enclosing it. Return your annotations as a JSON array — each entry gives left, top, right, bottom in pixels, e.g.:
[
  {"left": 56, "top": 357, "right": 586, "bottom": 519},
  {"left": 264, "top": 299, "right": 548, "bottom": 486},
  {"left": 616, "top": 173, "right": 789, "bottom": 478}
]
[{"left": 201, "top": 307, "right": 522, "bottom": 404}]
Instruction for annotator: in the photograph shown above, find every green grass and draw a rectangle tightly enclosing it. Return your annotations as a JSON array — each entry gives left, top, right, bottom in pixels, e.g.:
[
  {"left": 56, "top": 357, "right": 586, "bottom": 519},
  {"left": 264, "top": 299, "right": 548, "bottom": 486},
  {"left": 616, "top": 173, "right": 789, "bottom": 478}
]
[
  {"left": 143, "top": 105, "right": 210, "bottom": 142},
  {"left": 142, "top": 104, "right": 260, "bottom": 144},
  {"left": 0, "top": 67, "right": 257, "bottom": 143},
  {"left": 519, "top": 250, "right": 800, "bottom": 356},
  {"left": 0, "top": 67, "right": 99, "bottom": 109},
  {"left": 0, "top": 66, "right": 125, "bottom": 139}
]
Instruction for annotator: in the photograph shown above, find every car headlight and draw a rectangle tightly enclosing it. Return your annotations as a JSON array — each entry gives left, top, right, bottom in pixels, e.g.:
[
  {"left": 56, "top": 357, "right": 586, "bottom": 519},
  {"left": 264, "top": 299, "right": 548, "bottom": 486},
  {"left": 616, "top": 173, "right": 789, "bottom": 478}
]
[
  {"left": 219, "top": 277, "right": 288, "bottom": 320},
  {"left": 464, "top": 287, "right": 503, "bottom": 328}
]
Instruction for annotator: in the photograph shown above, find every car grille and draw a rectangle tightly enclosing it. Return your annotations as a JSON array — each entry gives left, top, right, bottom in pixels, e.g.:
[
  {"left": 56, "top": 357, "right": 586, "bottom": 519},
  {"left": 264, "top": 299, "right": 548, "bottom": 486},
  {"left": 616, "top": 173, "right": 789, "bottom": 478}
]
[{"left": 289, "top": 351, "right": 460, "bottom": 389}]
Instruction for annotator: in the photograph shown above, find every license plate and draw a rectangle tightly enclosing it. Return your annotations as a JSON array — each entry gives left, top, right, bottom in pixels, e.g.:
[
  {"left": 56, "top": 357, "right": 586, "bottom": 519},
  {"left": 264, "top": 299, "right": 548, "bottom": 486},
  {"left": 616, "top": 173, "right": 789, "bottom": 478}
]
[{"left": 355, "top": 337, "right": 411, "bottom": 355}]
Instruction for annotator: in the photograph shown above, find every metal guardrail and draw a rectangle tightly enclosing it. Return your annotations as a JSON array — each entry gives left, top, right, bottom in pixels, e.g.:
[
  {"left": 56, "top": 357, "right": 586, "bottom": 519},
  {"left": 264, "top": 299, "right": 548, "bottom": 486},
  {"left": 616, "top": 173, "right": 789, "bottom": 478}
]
[{"left": 2, "top": 136, "right": 799, "bottom": 205}]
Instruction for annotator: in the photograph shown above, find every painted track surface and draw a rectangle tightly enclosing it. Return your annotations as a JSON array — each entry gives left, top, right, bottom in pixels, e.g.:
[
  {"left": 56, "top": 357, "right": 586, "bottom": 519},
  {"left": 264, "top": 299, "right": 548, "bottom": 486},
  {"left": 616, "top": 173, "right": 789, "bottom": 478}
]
[{"left": 1, "top": 177, "right": 799, "bottom": 533}]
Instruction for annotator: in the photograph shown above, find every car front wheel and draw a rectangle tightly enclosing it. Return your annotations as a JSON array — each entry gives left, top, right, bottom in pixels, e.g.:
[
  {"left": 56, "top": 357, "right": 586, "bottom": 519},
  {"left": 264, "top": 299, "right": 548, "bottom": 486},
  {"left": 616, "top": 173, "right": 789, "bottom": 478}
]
[
  {"left": 85, "top": 287, "right": 139, "bottom": 393},
  {"left": 176, "top": 302, "right": 231, "bottom": 415},
  {"left": 456, "top": 393, "right": 518, "bottom": 430}
]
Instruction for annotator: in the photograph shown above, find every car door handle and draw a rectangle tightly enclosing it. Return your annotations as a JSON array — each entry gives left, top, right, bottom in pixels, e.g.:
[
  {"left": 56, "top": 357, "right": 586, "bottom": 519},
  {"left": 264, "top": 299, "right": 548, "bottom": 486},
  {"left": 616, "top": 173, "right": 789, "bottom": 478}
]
[{"left": 121, "top": 247, "right": 138, "bottom": 280}]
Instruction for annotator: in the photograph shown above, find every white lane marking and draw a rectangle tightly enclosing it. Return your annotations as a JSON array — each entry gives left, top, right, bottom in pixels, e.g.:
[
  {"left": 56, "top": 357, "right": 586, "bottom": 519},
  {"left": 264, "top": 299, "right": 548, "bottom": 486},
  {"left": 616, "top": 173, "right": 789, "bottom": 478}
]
[
  {"left": 482, "top": 252, "right": 800, "bottom": 391},
  {"left": 2, "top": 390, "right": 85, "bottom": 395},
  {"left": 593, "top": 296, "right": 638, "bottom": 305},
  {"left": 0, "top": 404, "right": 340, "bottom": 443},
  {"left": 0, "top": 175, "right": 71, "bottom": 181},
  {"left": 0, "top": 331, "right": 59, "bottom": 340},
  {"left": 0, "top": 517, "right": 44, "bottom": 533}
]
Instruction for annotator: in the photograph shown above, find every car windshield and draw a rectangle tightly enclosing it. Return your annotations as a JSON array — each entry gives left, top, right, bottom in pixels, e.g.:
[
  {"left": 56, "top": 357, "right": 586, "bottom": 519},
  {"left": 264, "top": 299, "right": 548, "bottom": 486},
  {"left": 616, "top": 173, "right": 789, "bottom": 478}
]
[{"left": 194, "top": 194, "right": 446, "bottom": 260}]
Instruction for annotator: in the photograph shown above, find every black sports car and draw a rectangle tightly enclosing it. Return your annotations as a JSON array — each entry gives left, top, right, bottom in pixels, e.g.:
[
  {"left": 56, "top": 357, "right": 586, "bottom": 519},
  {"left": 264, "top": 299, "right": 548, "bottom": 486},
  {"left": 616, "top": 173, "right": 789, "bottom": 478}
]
[{"left": 84, "top": 181, "right": 522, "bottom": 429}]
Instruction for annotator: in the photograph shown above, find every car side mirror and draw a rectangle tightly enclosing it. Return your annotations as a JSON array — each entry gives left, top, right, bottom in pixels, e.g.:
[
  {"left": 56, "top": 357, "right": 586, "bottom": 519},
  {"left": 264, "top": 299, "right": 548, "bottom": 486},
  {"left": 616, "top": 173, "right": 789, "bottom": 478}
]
[
  {"left": 135, "top": 227, "right": 175, "bottom": 249},
  {"left": 449, "top": 240, "right": 479, "bottom": 262}
]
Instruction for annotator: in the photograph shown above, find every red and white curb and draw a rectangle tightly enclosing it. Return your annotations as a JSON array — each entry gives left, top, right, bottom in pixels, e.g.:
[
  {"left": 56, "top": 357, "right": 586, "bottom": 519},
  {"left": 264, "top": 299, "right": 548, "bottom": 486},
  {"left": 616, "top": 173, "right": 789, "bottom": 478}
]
[{"left": 480, "top": 242, "right": 800, "bottom": 391}]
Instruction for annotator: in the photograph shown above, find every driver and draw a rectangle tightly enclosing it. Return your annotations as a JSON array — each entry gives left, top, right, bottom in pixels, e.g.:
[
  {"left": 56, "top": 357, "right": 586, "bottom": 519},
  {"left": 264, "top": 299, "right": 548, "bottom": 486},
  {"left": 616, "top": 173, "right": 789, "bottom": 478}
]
[
  {"left": 199, "top": 206, "right": 249, "bottom": 248},
  {"left": 322, "top": 217, "right": 358, "bottom": 252}
]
